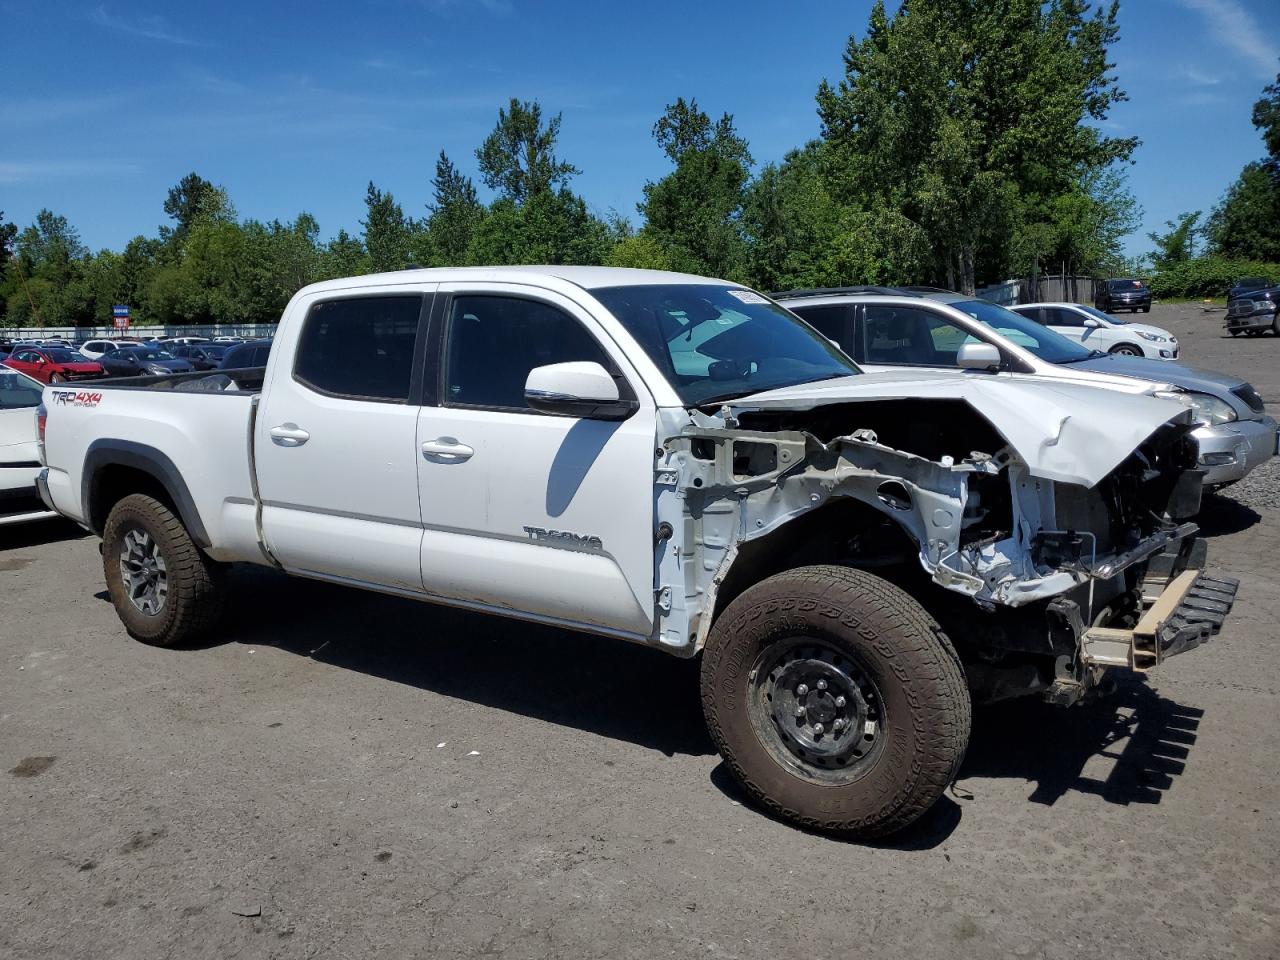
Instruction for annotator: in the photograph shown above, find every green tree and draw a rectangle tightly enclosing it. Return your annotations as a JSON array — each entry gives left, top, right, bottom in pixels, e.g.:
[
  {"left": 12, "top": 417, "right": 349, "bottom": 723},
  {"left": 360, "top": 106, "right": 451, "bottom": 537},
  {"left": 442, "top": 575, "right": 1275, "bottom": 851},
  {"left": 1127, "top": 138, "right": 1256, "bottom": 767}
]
[
  {"left": 817, "top": 0, "right": 1136, "bottom": 293},
  {"left": 1252, "top": 70, "right": 1280, "bottom": 173},
  {"left": 466, "top": 189, "right": 612, "bottom": 266},
  {"left": 361, "top": 182, "right": 416, "bottom": 273},
  {"left": 476, "top": 99, "right": 580, "bottom": 204},
  {"left": 161, "top": 172, "right": 236, "bottom": 244},
  {"left": 323, "top": 229, "right": 368, "bottom": 278},
  {"left": 1206, "top": 163, "right": 1280, "bottom": 261},
  {"left": 422, "top": 150, "right": 484, "bottom": 264},
  {"left": 639, "top": 98, "right": 753, "bottom": 280},
  {"left": 1148, "top": 211, "right": 1202, "bottom": 270}
]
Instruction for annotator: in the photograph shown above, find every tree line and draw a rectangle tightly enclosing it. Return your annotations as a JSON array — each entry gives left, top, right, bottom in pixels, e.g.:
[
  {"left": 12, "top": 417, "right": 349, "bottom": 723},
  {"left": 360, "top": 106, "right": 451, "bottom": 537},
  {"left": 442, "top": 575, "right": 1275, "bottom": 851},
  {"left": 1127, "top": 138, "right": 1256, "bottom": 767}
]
[{"left": 5, "top": 0, "right": 1263, "bottom": 327}]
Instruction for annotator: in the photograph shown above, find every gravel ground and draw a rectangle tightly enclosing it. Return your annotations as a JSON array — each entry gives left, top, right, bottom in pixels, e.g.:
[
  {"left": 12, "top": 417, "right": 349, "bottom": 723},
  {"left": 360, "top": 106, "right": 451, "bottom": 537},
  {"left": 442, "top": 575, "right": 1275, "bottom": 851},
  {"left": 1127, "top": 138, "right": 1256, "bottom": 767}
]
[{"left": 2, "top": 302, "right": 1277, "bottom": 960}]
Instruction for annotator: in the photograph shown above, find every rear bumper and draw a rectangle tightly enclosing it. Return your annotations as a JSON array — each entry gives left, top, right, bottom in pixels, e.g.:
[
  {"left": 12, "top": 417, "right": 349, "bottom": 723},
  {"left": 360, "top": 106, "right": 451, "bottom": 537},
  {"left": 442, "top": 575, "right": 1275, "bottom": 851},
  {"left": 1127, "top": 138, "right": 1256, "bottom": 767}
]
[
  {"left": 1194, "top": 416, "right": 1278, "bottom": 485},
  {"left": 35, "top": 467, "right": 54, "bottom": 512}
]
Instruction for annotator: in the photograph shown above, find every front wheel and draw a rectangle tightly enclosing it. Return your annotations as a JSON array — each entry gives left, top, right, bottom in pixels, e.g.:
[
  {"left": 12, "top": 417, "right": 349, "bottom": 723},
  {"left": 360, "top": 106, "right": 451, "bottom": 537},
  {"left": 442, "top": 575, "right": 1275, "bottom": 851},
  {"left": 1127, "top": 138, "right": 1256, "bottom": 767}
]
[
  {"left": 1142, "top": 306, "right": 1151, "bottom": 313},
  {"left": 49, "top": 373, "right": 63, "bottom": 384},
  {"left": 701, "top": 565, "right": 970, "bottom": 838},
  {"left": 102, "top": 493, "right": 225, "bottom": 647},
  {"left": 1109, "top": 343, "right": 1143, "bottom": 357}
]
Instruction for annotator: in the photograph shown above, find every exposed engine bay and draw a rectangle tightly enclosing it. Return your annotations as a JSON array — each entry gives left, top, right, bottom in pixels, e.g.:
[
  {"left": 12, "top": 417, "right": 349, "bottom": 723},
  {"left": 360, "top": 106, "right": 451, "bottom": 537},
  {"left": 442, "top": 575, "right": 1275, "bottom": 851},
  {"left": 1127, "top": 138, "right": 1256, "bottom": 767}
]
[{"left": 652, "top": 395, "right": 1237, "bottom": 705}]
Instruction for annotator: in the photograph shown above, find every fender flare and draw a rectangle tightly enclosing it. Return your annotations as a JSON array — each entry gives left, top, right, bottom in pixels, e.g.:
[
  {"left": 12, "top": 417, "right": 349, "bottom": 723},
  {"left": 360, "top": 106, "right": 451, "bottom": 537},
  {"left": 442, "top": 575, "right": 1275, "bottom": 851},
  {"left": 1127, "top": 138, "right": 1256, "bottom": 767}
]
[{"left": 83, "top": 439, "right": 211, "bottom": 547}]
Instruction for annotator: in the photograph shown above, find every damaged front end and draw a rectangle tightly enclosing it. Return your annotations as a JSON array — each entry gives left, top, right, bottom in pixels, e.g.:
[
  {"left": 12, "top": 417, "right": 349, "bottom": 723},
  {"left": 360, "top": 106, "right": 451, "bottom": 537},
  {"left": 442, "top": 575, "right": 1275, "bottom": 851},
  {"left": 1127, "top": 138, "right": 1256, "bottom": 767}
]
[{"left": 652, "top": 390, "right": 1238, "bottom": 706}]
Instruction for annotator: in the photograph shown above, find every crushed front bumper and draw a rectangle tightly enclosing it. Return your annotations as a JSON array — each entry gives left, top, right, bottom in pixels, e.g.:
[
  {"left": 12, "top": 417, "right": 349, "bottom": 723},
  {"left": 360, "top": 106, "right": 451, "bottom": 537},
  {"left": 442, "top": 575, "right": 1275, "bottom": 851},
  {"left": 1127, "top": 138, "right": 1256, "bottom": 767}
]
[{"left": 1194, "top": 416, "right": 1279, "bottom": 486}]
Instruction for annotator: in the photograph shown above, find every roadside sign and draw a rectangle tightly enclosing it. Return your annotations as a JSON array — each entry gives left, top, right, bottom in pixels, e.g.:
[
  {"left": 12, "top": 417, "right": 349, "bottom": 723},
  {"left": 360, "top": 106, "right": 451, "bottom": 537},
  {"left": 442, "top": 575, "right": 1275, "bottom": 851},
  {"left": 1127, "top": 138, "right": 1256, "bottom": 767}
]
[{"left": 112, "top": 304, "right": 130, "bottom": 330}]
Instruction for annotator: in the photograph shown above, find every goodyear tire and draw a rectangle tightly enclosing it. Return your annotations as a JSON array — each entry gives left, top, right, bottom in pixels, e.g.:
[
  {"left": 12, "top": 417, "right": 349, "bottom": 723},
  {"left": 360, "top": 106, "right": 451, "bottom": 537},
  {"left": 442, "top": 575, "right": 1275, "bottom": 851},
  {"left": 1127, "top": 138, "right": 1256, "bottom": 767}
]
[
  {"left": 701, "top": 565, "right": 970, "bottom": 838},
  {"left": 102, "top": 493, "right": 225, "bottom": 647}
]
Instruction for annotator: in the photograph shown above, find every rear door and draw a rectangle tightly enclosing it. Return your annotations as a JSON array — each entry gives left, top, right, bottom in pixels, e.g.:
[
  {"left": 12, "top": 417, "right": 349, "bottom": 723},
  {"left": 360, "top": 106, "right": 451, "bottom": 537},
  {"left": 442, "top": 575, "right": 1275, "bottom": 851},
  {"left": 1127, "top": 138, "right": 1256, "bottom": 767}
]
[
  {"left": 413, "top": 283, "right": 658, "bottom": 638},
  {"left": 1041, "top": 306, "right": 1089, "bottom": 345},
  {"left": 254, "top": 287, "right": 433, "bottom": 590}
]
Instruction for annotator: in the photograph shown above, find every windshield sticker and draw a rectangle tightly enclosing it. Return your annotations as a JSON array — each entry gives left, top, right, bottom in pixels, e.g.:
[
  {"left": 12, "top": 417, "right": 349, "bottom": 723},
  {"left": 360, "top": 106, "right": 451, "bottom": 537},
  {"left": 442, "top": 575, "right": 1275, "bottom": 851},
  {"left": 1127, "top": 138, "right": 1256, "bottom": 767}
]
[{"left": 727, "top": 289, "right": 769, "bottom": 305}]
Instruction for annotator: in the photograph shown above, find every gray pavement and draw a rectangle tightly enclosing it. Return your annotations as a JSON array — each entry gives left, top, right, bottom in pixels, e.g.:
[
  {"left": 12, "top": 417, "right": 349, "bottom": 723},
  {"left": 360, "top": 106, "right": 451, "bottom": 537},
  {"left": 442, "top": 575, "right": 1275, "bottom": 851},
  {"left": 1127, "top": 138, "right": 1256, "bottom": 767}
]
[{"left": 2, "top": 302, "right": 1277, "bottom": 959}]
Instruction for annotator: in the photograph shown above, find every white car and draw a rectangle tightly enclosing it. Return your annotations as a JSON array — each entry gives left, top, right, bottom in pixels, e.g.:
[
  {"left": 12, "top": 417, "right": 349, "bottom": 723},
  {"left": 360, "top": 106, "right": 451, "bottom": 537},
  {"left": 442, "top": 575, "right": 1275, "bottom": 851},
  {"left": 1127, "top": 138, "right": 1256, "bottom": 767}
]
[
  {"left": 79, "top": 339, "right": 142, "bottom": 361},
  {"left": 0, "top": 366, "right": 57, "bottom": 526},
  {"left": 1011, "top": 302, "right": 1178, "bottom": 360}
]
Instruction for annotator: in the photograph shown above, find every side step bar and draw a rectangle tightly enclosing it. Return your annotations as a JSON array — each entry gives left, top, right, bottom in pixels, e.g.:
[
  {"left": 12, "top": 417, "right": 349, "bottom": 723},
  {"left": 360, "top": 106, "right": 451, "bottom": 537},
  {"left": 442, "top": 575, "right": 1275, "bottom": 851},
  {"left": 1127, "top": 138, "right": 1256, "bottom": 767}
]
[{"left": 1081, "top": 570, "right": 1240, "bottom": 672}]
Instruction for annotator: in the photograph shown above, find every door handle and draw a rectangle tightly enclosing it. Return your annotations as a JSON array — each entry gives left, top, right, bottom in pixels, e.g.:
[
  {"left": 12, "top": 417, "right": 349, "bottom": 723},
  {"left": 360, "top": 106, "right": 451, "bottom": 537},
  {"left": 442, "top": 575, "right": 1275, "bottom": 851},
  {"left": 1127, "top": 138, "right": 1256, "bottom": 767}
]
[
  {"left": 421, "top": 437, "right": 474, "bottom": 463},
  {"left": 269, "top": 423, "right": 310, "bottom": 447}
]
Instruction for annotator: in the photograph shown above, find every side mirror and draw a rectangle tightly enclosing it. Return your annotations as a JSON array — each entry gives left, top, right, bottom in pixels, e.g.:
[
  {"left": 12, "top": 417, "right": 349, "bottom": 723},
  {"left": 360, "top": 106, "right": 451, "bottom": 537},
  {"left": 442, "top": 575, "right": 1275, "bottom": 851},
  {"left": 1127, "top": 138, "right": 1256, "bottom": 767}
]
[
  {"left": 957, "top": 341, "right": 1001, "bottom": 371},
  {"left": 1082, "top": 317, "right": 1102, "bottom": 328},
  {"left": 525, "top": 361, "right": 638, "bottom": 421}
]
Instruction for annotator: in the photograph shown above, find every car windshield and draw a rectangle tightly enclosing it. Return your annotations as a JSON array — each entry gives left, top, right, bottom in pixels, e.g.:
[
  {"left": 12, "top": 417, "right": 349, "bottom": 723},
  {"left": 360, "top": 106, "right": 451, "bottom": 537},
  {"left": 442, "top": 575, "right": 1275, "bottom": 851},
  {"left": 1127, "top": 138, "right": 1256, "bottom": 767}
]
[
  {"left": 1109, "top": 279, "right": 1145, "bottom": 289},
  {"left": 1078, "top": 304, "right": 1122, "bottom": 325},
  {"left": 592, "top": 284, "right": 860, "bottom": 406},
  {"left": 126, "top": 347, "right": 174, "bottom": 360},
  {"left": 0, "top": 369, "right": 43, "bottom": 409},
  {"left": 952, "top": 299, "right": 1094, "bottom": 363},
  {"left": 44, "top": 349, "right": 86, "bottom": 363},
  {"left": 1236, "top": 278, "right": 1268, "bottom": 290}
]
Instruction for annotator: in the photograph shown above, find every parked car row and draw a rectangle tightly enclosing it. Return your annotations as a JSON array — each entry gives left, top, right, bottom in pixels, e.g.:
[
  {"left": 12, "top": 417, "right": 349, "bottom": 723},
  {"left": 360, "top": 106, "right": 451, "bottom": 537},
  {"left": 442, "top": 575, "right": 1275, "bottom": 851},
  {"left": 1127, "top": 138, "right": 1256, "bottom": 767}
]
[{"left": 1, "top": 338, "right": 274, "bottom": 383}]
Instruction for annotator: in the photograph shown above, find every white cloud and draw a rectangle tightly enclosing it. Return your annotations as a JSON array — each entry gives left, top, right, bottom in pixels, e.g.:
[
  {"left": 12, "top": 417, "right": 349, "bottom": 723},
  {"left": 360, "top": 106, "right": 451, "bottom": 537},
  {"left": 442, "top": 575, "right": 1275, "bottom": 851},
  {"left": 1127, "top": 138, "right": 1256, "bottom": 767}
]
[
  {"left": 1177, "top": 0, "right": 1277, "bottom": 79},
  {"left": 89, "top": 6, "right": 210, "bottom": 47},
  {"left": 0, "top": 160, "right": 142, "bottom": 184},
  {"left": 1174, "top": 65, "right": 1222, "bottom": 86}
]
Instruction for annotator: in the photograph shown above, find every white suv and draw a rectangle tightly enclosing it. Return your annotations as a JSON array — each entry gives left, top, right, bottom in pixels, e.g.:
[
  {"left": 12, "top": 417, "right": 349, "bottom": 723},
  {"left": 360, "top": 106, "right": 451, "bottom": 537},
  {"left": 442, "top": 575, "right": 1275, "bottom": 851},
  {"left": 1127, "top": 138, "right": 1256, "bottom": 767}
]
[{"left": 1011, "top": 302, "right": 1178, "bottom": 360}]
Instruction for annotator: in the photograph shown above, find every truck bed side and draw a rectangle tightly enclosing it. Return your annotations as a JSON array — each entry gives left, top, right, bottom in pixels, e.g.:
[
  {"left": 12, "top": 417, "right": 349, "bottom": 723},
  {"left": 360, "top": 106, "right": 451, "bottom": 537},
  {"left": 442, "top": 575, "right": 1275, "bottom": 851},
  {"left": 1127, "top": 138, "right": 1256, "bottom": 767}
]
[{"left": 41, "top": 380, "right": 265, "bottom": 564}]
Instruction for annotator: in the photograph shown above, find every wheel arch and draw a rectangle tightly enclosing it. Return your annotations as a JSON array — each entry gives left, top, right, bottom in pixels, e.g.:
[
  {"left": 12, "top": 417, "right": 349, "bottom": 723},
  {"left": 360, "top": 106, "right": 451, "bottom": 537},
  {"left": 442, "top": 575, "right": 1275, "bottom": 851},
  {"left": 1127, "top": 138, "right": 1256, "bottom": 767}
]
[
  {"left": 83, "top": 440, "right": 211, "bottom": 548},
  {"left": 1108, "top": 341, "right": 1144, "bottom": 355}
]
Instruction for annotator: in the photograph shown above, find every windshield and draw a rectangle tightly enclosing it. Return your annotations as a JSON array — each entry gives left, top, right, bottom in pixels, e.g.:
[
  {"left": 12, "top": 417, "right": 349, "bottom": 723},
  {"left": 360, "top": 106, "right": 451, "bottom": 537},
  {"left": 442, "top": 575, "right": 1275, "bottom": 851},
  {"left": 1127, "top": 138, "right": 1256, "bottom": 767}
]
[
  {"left": 0, "top": 369, "right": 43, "bottom": 409},
  {"left": 1078, "top": 304, "right": 1121, "bottom": 325},
  {"left": 952, "top": 299, "right": 1094, "bottom": 362},
  {"left": 44, "top": 349, "right": 87, "bottom": 363},
  {"left": 1236, "top": 278, "right": 1268, "bottom": 289},
  {"left": 126, "top": 347, "right": 174, "bottom": 360},
  {"left": 1108, "top": 279, "right": 1145, "bottom": 289},
  {"left": 593, "top": 284, "right": 860, "bottom": 405}
]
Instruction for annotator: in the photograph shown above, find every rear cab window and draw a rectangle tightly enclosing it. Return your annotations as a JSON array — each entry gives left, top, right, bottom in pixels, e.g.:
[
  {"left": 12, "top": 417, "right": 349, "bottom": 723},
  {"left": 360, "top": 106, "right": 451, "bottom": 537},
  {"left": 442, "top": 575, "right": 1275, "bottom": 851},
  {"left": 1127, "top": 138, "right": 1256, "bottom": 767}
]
[{"left": 293, "top": 296, "right": 422, "bottom": 402}]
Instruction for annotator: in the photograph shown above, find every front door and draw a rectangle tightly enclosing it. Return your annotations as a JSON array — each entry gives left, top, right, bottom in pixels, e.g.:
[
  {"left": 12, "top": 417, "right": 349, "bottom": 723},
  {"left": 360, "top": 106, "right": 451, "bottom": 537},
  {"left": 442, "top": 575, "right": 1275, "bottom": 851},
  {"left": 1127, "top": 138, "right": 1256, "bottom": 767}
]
[
  {"left": 414, "top": 284, "right": 658, "bottom": 638},
  {"left": 254, "top": 288, "right": 432, "bottom": 590}
]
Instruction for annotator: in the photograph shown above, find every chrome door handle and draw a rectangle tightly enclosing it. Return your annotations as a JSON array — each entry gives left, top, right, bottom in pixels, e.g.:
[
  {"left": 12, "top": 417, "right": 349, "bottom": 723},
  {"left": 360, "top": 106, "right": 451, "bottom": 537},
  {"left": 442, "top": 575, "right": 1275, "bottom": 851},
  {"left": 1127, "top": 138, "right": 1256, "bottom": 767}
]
[
  {"left": 421, "top": 437, "right": 474, "bottom": 463},
  {"left": 269, "top": 423, "right": 310, "bottom": 447}
]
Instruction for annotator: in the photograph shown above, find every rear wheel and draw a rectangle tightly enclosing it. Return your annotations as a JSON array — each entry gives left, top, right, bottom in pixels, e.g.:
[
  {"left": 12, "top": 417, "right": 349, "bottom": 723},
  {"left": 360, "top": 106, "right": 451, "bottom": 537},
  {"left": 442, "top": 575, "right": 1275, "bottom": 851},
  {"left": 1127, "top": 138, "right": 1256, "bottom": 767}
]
[
  {"left": 701, "top": 565, "right": 970, "bottom": 838},
  {"left": 50, "top": 373, "right": 63, "bottom": 384},
  {"left": 102, "top": 493, "right": 225, "bottom": 647}
]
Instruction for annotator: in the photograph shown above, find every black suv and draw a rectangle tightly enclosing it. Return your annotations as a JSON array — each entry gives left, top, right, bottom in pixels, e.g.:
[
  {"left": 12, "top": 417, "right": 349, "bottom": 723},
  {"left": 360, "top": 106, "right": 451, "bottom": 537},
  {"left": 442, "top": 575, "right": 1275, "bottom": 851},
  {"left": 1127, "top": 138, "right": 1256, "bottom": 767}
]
[{"left": 1095, "top": 278, "right": 1152, "bottom": 313}]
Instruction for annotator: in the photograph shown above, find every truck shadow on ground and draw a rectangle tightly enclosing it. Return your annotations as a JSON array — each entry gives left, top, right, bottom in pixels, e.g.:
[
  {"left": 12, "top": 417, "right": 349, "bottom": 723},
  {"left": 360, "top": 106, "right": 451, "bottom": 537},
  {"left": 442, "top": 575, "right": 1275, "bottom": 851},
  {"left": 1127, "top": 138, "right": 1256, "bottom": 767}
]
[
  {"left": 214, "top": 565, "right": 1204, "bottom": 846},
  {"left": 1196, "top": 493, "right": 1261, "bottom": 538}
]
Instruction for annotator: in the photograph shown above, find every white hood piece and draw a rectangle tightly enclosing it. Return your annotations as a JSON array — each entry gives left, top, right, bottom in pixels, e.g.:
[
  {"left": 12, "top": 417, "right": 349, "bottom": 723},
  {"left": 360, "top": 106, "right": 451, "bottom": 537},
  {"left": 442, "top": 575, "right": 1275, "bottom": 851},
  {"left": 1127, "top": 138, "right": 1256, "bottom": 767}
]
[{"left": 729, "top": 370, "right": 1193, "bottom": 488}]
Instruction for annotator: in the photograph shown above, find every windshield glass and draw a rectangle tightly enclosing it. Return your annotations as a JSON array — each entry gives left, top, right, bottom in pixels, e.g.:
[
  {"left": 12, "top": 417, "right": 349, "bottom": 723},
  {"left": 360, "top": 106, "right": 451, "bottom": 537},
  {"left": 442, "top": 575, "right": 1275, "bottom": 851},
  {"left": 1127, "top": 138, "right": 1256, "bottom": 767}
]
[
  {"left": 0, "top": 368, "right": 43, "bottom": 409},
  {"left": 1109, "top": 279, "right": 1145, "bottom": 289},
  {"left": 127, "top": 347, "right": 174, "bottom": 360},
  {"left": 44, "top": 349, "right": 87, "bottom": 363},
  {"left": 593, "top": 284, "right": 860, "bottom": 405},
  {"left": 1078, "top": 304, "right": 1121, "bottom": 325},
  {"left": 952, "top": 299, "right": 1093, "bottom": 362}
]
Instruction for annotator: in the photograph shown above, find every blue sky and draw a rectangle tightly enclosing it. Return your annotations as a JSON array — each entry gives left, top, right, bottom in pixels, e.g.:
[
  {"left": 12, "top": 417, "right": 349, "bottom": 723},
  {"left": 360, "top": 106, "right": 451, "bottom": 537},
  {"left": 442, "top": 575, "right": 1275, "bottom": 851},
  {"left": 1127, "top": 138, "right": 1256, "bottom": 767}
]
[{"left": 3, "top": 0, "right": 1277, "bottom": 261}]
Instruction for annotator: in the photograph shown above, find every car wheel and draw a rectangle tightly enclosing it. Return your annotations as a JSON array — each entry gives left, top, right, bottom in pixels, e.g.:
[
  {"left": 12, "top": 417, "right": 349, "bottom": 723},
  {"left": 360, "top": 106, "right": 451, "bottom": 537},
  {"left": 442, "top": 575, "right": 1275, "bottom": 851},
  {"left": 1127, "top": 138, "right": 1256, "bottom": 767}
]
[
  {"left": 1109, "top": 344, "right": 1143, "bottom": 357},
  {"left": 50, "top": 373, "right": 63, "bottom": 383},
  {"left": 1230, "top": 330, "right": 1240, "bottom": 337},
  {"left": 1142, "top": 306, "right": 1151, "bottom": 313},
  {"left": 700, "top": 565, "right": 970, "bottom": 838},
  {"left": 102, "top": 493, "right": 226, "bottom": 647},
  {"left": 1273, "top": 317, "right": 1279, "bottom": 336}
]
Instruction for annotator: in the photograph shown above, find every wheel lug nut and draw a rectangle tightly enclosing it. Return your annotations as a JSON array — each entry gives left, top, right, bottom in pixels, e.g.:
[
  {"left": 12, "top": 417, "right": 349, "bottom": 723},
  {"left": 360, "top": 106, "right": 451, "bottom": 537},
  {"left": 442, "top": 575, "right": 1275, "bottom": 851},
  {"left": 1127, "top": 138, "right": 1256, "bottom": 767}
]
[
  {"left": 813, "top": 723, "right": 825, "bottom": 735},
  {"left": 833, "top": 718, "right": 845, "bottom": 731},
  {"left": 795, "top": 706, "right": 806, "bottom": 718},
  {"left": 796, "top": 684, "right": 808, "bottom": 696},
  {"left": 816, "top": 679, "right": 828, "bottom": 691},
  {"left": 835, "top": 695, "right": 846, "bottom": 708}
]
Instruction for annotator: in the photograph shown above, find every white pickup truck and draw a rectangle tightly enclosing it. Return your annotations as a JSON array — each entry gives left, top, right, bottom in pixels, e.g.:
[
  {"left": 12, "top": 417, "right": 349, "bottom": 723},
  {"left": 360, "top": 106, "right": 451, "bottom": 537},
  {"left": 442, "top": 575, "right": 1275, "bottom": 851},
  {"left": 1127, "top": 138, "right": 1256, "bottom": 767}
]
[{"left": 37, "top": 266, "right": 1238, "bottom": 837}]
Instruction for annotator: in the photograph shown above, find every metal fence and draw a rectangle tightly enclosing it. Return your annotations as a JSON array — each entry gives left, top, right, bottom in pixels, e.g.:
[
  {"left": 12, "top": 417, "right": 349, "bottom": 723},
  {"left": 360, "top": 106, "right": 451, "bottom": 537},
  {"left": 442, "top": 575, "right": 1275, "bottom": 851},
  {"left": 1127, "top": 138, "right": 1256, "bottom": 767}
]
[
  {"left": 2, "top": 323, "right": 278, "bottom": 340},
  {"left": 974, "top": 275, "right": 1100, "bottom": 306}
]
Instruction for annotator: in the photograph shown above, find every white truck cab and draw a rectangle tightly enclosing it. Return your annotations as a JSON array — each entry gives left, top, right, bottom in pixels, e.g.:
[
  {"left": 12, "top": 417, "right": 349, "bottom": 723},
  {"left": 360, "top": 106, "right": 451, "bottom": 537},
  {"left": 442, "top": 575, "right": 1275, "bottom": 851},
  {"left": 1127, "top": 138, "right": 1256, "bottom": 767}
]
[{"left": 38, "top": 267, "right": 1238, "bottom": 838}]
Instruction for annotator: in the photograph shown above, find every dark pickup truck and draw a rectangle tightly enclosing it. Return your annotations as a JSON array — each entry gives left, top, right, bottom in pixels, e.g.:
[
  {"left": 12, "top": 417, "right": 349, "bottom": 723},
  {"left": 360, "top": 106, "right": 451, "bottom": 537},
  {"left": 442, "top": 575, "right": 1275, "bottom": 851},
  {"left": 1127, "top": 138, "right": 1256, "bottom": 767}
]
[{"left": 1224, "top": 283, "right": 1279, "bottom": 337}]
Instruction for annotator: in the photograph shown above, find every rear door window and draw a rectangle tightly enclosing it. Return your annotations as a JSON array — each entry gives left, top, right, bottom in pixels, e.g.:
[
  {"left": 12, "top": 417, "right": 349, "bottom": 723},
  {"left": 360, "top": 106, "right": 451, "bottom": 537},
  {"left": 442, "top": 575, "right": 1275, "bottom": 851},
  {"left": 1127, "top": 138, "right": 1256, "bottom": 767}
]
[
  {"left": 790, "top": 304, "right": 851, "bottom": 349},
  {"left": 859, "top": 306, "right": 980, "bottom": 366},
  {"left": 293, "top": 297, "right": 422, "bottom": 402}
]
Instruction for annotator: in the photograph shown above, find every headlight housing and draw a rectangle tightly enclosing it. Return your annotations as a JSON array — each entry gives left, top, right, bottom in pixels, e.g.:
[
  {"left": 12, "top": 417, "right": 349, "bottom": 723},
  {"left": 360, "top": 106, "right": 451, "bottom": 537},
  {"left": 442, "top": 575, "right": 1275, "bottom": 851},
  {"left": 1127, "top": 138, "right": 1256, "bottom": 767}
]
[
  {"left": 1259, "top": 300, "right": 1277, "bottom": 312},
  {"left": 1155, "top": 390, "right": 1238, "bottom": 426},
  {"left": 1136, "top": 331, "right": 1167, "bottom": 341}
]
